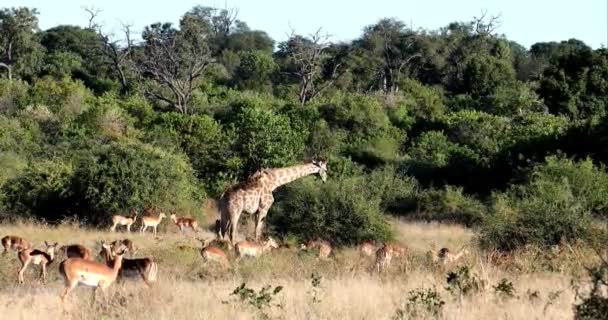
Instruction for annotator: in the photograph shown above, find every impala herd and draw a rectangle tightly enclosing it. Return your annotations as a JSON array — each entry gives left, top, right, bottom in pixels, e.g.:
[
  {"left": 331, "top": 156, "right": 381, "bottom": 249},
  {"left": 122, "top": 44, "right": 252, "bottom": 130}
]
[{"left": 1, "top": 207, "right": 469, "bottom": 305}]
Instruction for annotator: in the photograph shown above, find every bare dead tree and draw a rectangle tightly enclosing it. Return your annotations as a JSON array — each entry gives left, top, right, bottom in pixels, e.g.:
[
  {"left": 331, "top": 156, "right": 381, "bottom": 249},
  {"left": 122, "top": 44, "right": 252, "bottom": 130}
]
[
  {"left": 473, "top": 9, "right": 502, "bottom": 36},
  {"left": 83, "top": 6, "right": 101, "bottom": 30},
  {"left": 136, "top": 23, "right": 213, "bottom": 114},
  {"left": 99, "top": 23, "right": 133, "bottom": 93},
  {"left": 284, "top": 28, "right": 345, "bottom": 106}
]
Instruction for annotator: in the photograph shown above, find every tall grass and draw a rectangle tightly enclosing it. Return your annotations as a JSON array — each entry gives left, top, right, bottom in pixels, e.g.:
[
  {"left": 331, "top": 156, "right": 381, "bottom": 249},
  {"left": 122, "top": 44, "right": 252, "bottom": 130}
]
[{"left": 0, "top": 220, "right": 598, "bottom": 319}]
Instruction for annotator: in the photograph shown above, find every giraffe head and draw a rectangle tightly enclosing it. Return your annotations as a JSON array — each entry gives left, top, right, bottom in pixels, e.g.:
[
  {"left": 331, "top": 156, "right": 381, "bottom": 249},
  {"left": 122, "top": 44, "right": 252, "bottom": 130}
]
[{"left": 312, "top": 159, "right": 328, "bottom": 183}]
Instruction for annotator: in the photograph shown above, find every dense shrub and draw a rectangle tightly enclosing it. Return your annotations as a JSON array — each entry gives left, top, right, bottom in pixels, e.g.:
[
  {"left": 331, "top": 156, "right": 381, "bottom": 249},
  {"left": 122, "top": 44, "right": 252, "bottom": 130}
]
[
  {"left": 409, "top": 186, "right": 486, "bottom": 226},
  {"left": 27, "top": 76, "right": 92, "bottom": 116},
  {"left": 268, "top": 174, "right": 393, "bottom": 245},
  {"left": 71, "top": 142, "right": 203, "bottom": 223},
  {"left": 232, "top": 106, "right": 307, "bottom": 174},
  {"left": 147, "top": 112, "right": 240, "bottom": 195},
  {"left": 0, "top": 79, "right": 29, "bottom": 112},
  {"left": 479, "top": 156, "right": 606, "bottom": 249},
  {"left": 2, "top": 159, "right": 74, "bottom": 221}
]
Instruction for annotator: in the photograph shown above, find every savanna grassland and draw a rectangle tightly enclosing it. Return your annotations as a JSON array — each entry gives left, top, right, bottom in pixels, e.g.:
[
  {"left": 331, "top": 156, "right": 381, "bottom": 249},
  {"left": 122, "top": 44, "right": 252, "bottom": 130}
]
[
  {"left": 0, "top": 217, "right": 600, "bottom": 320},
  {"left": 2, "top": 2, "right": 608, "bottom": 320}
]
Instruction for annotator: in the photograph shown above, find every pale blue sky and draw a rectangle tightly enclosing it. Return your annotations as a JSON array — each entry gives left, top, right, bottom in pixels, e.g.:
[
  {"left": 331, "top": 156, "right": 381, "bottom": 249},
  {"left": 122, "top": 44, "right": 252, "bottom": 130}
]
[{"left": 16, "top": 0, "right": 607, "bottom": 49}]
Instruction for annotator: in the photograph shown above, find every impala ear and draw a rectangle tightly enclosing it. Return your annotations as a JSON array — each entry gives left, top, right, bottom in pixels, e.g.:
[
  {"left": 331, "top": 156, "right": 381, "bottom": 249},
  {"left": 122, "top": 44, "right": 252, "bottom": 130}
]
[
  {"left": 54, "top": 242, "right": 58, "bottom": 247},
  {"left": 44, "top": 241, "right": 49, "bottom": 247}
]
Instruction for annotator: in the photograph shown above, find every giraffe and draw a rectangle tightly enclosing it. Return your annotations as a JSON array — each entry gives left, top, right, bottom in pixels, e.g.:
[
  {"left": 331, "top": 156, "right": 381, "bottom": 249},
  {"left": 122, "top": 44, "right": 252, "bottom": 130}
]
[{"left": 218, "top": 160, "right": 328, "bottom": 244}]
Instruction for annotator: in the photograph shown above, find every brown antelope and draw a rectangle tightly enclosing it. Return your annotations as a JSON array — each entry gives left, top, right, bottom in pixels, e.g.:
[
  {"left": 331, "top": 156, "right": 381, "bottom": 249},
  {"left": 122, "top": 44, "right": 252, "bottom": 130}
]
[
  {"left": 235, "top": 237, "right": 279, "bottom": 259},
  {"left": 358, "top": 241, "right": 376, "bottom": 256},
  {"left": 17, "top": 241, "right": 58, "bottom": 284},
  {"left": 110, "top": 209, "right": 138, "bottom": 232},
  {"left": 170, "top": 211, "right": 199, "bottom": 233},
  {"left": 198, "top": 239, "right": 230, "bottom": 268},
  {"left": 375, "top": 244, "right": 393, "bottom": 273},
  {"left": 375, "top": 243, "right": 407, "bottom": 272},
  {"left": 437, "top": 247, "right": 470, "bottom": 266},
  {"left": 140, "top": 210, "right": 167, "bottom": 236},
  {"left": 301, "top": 239, "right": 332, "bottom": 259},
  {"left": 2, "top": 235, "right": 31, "bottom": 254},
  {"left": 111, "top": 239, "right": 135, "bottom": 254},
  {"left": 98, "top": 241, "right": 157, "bottom": 286},
  {"left": 60, "top": 244, "right": 93, "bottom": 260},
  {"left": 59, "top": 246, "right": 126, "bottom": 303}
]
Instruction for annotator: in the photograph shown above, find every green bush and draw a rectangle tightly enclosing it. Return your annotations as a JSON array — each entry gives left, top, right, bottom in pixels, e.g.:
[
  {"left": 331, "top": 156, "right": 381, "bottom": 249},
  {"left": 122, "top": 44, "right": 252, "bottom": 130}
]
[
  {"left": 410, "top": 186, "right": 486, "bottom": 226},
  {"left": 268, "top": 174, "right": 393, "bottom": 245},
  {"left": 27, "top": 76, "right": 93, "bottom": 126},
  {"left": 2, "top": 159, "right": 74, "bottom": 221},
  {"left": 479, "top": 156, "right": 604, "bottom": 249},
  {"left": 71, "top": 141, "right": 203, "bottom": 223},
  {"left": 233, "top": 106, "right": 307, "bottom": 174},
  {"left": 147, "top": 112, "right": 240, "bottom": 195},
  {"left": 0, "top": 78, "right": 29, "bottom": 112}
]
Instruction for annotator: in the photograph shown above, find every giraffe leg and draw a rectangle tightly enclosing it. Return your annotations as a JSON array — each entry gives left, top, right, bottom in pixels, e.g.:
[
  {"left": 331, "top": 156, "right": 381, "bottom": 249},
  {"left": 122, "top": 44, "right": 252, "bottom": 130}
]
[
  {"left": 255, "top": 195, "right": 274, "bottom": 241},
  {"left": 230, "top": 214, "right": 239, "bottom": 245}
]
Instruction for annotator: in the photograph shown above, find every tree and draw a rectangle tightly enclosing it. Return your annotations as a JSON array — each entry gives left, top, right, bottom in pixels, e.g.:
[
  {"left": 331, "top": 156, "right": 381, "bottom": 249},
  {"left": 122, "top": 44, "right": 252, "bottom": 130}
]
[
  {"left": 278, "top": 29, "right": 346, "bottom": 106},
  {"left": 84, "top": 7, "right": 134, "bottom": 94},
  {"left": 357, "top": 19, "right": 422, "bottom": 93},
  {"left": 136, "top": 22, "right": 213, "bottom": 114},
  {"left": 234, "top": 50, "right": 276, "bottom": 91},
  {"left": 0, "top": 7, "right": 42, "bottom": 80}
]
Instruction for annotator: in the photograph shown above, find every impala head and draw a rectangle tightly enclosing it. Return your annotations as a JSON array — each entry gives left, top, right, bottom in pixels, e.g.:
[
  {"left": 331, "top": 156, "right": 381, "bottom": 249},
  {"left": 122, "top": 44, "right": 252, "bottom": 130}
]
[
  {"left": 264, "top": 237, "right": 279, "bottom": 249},
  {"left": 170, "top": 213, "right": 177, "bottom": 221},
  {"left": 44, "top": 241, "right": 59, "bottom": 260},
  {"left": 312, "top": 159, "right": 328, "bottom": 183},
  {"left": 159, "top": 212, "right": 167, "bottom": 219}
]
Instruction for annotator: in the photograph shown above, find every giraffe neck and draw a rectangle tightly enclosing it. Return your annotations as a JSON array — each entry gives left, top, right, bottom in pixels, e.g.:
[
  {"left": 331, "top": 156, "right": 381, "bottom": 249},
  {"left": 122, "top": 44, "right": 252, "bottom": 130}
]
[{"left": 265, "top": 163, "right": 319, "bottom": 191}]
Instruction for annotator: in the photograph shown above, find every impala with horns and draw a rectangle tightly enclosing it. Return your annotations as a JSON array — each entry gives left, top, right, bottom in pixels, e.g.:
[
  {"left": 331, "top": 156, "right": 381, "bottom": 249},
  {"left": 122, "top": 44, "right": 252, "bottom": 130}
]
[
  {"left": 110, "top": 209, "right": 138, "bottom": 232},
  {"left": 17, "top": 241, "right": 58, "bottom": 284},
  {"left": 170, "top": 211, "right": 199, "bottom": 233},
  {"left": 60, "top": 244, "right": 93, "bottom": 260},
  {"left": 198, "top": 239, "right": 230, "bottom": 268},
  {"left": 2, "top": 235, "right": 31, "bottom": 254},
  {"left": 59, "top": 245, "right": 126, "bottom": 303},
  {"left": 140, "top": 208, "right": 167, "bottom": 236},
  {"left": 98, "top": 241, "right": 157, "bottom": 286},
  {"left": 235, "top": 237, "right": 279, "bottom": 259}
]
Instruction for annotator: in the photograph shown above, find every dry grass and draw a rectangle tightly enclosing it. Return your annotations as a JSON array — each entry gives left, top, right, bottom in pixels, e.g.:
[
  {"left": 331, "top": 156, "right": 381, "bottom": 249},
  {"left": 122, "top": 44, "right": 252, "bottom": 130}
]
[{"left": 0, "top": 220, "right": 596, "bottom": 320}]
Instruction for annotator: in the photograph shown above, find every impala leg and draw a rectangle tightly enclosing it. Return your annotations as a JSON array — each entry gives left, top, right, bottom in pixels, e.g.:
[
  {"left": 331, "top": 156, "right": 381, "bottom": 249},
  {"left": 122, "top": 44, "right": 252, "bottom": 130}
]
[
  {"left": 18, "top": 259, "right": 30, "bottom": 284},
  {"left": 61, "top": 281, "right": 77, "bottom": 303},
  {"left": 40, "top": 263, "right": 47, "bottom": 282}
]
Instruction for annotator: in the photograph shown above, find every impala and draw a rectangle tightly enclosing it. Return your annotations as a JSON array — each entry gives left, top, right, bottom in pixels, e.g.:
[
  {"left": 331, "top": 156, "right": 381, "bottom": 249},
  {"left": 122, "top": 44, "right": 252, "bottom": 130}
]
[
  {"left": 98, "top": 241, "right": 157, "bottom": 286},
  {"left": 301, "top": 239, "right": 332, "bottom": 259},
  {"left": 198, "top": 239, "right": 230, "bottom": 268},
  {"left": 110, "top": 209, "right": 138, "bottom": 233},
  {"left": 358, "top": 241, "right": 376, "bottom": 257},
  {"left": 111, "top": 239, "right": 135, "bottom": 254},
  {"left": 375, "top": 244, "right": 393, "bottom": 273},
  {"left": 235, "top": 237, "right": 279, "bottom": 259},
  {"left": 140, "top": 211, "right": 167, "bottom": 236},
  {"left": 170, "top": 211, "right": 199, "bottom": 233},
  {"left": 17, "top": 241, "right": 58, "bottom": 284},
  {"left": 2, "top": 235, "right": 31, "bottom": 254},
  {"left": 437, "top": 247, "right": 469, "bottom": 265},
  {"left": 375, "top": 242, "right": 407, "bottom": 272},
  {"left": 59, "top": 246, "right": 126, "bottom": 303},
  {"left": 60, "top": 244, "right": 93, "bottom": 260}
]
